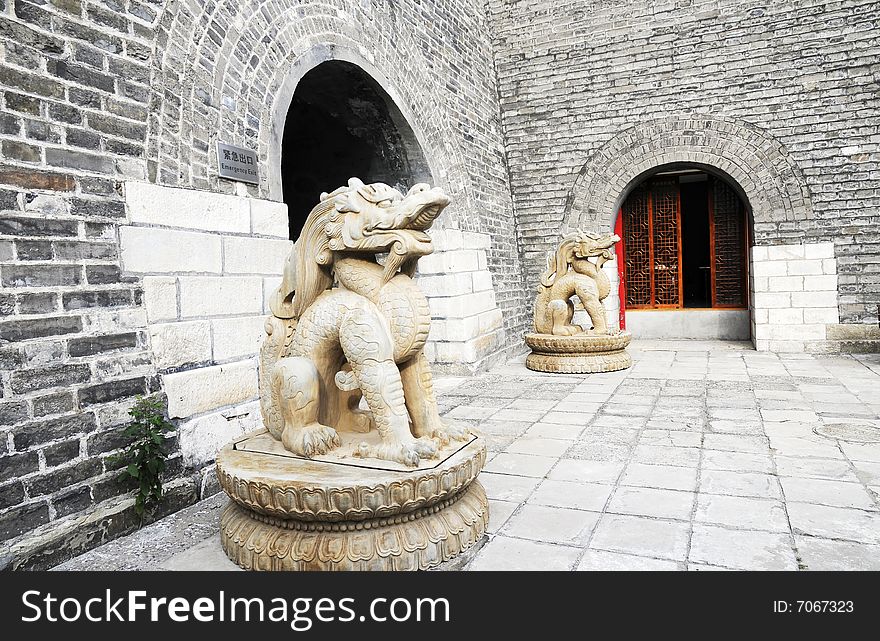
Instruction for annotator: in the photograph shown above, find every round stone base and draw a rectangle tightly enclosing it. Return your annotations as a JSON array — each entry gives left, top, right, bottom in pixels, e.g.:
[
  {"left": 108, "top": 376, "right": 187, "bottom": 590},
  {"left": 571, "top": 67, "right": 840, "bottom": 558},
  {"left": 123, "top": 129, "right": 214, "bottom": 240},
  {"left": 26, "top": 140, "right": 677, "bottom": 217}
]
[
  {"left": 216, "top": 432, "right": 489, "bottom": 571},
  {"left": 525, "top": 331, "right": 632, "bottom": 373},
  {"left": 220, "top": 480, "right": 488, "bottom": 571}
]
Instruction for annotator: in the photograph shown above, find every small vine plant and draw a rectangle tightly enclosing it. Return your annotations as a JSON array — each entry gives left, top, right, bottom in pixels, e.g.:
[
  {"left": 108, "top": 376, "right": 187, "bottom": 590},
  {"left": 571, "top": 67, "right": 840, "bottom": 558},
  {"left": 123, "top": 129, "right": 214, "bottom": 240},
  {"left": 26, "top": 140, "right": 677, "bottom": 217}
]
[{"left": 117, "top": 395, "right": 174, "bottom": 520}]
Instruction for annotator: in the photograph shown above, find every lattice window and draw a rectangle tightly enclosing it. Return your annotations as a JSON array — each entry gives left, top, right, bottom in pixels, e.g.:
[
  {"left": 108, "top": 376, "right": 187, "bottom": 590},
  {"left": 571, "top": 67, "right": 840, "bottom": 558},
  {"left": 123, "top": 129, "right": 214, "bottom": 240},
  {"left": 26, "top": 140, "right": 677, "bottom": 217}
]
[
  {"left": 650, "top": 179, "right": 682, "bottom": 307},
  {"left": 622, "top": 178, "right": 682, "bottom": 308},
  {"left": 711, "top": 178, "right": 747, "bottom": 307},
  {"left": 622, "top": 185, "right": 652, "bottom": 307}
]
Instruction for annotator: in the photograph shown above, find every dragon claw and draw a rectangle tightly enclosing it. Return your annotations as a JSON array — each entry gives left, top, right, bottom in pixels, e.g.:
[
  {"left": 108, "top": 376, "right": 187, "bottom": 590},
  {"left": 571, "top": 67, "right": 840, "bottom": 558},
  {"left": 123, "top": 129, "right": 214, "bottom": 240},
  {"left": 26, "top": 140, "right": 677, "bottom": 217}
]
[{"left": 282, "top": 423, "right": 340, "bottom": 458}]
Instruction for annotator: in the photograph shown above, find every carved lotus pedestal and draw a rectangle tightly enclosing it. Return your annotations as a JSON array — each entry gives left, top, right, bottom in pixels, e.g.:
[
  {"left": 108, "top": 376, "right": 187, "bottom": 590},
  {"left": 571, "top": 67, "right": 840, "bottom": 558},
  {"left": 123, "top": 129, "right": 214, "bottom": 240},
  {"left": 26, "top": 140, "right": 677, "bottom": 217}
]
[
  {"left": 215, "top": 430, "right": 488, "bottom": 571},
  {"left": 525, "top": 331, "right": 633, "bottom": 373}
]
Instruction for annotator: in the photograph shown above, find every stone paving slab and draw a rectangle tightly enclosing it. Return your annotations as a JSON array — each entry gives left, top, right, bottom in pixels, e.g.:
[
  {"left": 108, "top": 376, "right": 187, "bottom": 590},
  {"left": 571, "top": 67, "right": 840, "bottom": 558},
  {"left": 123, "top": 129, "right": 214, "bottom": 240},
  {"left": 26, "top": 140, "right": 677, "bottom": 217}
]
[{"left": 56, "top": 340, "right": 880, "bottom": 571}]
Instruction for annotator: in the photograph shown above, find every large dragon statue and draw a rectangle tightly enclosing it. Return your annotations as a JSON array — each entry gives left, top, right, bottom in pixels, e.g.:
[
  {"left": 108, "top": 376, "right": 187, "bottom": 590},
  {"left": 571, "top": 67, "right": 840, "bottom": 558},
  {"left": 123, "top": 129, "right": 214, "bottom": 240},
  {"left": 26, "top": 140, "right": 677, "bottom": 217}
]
[
  {"left": 260, "top": 178, "right": 469, "bottom": 467},
  {"left": 533, "top": 230, "right": 620, "bottom": 336}
]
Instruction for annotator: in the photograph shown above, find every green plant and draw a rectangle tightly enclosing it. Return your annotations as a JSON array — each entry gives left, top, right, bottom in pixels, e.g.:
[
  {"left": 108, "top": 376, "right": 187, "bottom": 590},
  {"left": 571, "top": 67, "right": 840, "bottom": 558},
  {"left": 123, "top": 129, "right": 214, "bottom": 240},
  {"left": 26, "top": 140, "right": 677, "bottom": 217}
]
[{"left": 117, "top": 395, "right": 174, "bottom": 520}]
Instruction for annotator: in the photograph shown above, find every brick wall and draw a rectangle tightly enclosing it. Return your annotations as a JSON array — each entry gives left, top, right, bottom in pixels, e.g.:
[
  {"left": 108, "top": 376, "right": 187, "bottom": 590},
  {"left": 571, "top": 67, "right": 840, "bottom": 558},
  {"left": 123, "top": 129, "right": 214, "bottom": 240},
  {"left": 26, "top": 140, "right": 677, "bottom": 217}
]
[
  {"left": 0, "top": 0, "right": 525, "bottom": 565},
  {"left": 488, "top": 0, "right": 880, "bottom": 326}
]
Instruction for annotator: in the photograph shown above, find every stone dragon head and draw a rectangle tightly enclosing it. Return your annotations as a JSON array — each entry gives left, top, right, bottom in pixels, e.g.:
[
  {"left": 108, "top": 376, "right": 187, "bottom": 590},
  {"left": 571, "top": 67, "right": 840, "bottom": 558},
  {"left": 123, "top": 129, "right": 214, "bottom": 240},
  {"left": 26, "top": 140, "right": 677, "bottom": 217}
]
[
  {"left": 540, "top": 230, "right": 620, "bottom": 287},
  {"left": 271, "top": 178, "right": 450, "bottom": 319}
]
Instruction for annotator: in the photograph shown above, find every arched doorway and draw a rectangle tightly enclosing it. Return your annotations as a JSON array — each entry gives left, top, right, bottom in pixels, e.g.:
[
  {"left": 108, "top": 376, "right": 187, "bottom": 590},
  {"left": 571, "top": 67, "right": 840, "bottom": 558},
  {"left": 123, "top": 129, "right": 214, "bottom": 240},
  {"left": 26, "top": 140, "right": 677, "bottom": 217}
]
[
  {"left": 278, "top": 60, "right": 432, "bottom": 240},
  {"left": 615, "top": 165, "right": 753, "bottom": 340}
]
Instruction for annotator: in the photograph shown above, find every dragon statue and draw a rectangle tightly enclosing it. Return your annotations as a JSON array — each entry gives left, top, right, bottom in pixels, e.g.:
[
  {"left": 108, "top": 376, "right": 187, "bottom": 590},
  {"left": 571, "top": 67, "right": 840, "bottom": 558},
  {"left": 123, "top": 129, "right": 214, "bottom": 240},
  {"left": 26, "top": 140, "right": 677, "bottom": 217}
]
[
  {"left": 259, "top": 178, "right": 469, "bottom": 467},
  {"left": 533, "top": 230, "right": 620, "bottom": 336}
]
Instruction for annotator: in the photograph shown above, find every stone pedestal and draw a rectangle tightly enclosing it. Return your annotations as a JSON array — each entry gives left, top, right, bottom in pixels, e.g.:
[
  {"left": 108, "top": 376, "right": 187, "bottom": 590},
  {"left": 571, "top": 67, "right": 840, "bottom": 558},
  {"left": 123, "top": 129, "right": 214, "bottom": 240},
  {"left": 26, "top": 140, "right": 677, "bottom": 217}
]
[
  {"left": 216, "top": 430, "right": 488, "bottom": 570},
  {"left": 525, "top": 331, "right": 632, "bottom": 373}
]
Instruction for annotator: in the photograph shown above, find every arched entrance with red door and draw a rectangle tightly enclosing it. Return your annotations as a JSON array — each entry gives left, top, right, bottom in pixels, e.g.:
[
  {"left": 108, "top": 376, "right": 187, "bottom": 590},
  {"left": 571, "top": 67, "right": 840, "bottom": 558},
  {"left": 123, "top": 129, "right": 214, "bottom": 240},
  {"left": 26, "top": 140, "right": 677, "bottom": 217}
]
[{"left": 614, "top": 164, "right": 752, "bottom": 339}]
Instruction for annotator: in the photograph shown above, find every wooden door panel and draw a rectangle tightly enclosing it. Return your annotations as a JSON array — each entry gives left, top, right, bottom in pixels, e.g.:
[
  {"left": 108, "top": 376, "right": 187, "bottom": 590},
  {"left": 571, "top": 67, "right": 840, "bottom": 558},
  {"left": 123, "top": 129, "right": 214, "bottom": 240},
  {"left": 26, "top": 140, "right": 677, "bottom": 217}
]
[
  {"left": 710, "top": 178, "right": 747, "bottom": 308},
  {"left": 650, "top": 179, "right": 682, "bottom": 307}
]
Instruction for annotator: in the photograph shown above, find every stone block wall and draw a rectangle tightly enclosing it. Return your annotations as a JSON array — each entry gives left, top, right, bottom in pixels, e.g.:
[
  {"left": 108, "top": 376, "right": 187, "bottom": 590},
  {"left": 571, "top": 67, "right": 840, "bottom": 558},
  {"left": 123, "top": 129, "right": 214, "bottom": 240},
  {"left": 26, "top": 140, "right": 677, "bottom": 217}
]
[
  {"left": 121, "top": 181, "right": 289, "bottom": 468},
  {"left": 752, "top": 241, "right": 840, "bottom": 352}
]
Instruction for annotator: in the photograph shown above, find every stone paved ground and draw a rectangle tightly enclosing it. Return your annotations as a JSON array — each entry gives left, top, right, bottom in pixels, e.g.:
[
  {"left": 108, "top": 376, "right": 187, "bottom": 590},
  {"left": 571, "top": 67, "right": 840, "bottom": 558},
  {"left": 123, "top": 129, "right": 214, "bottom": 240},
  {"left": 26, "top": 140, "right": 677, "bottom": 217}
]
[{"left": 57, "top": 341, "right": 880, "bottom": 571}]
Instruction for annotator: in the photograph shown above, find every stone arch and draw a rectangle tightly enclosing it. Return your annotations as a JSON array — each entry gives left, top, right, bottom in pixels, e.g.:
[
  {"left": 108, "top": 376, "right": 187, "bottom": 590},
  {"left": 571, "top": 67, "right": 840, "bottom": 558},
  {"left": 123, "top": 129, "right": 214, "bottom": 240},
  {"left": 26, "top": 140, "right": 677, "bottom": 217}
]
[
  {"left": 146, "top": 0, "right": 474, "bottom": 229},
  {"left": 563, "top": 116, "right": 813, "bottom": 233}
]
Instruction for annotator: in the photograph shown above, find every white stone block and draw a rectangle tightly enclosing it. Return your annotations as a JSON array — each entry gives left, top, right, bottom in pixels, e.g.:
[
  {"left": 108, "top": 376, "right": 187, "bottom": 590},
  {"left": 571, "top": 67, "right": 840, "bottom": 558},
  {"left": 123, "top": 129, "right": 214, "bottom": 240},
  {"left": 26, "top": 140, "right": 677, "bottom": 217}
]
[
  {"left": 431, "top": 229, "right": 464, "bottom": 251},
  {"left": 768, "top": 308, "right": 803, "bottom": 325},
  {"left": 753, "top": 292, "right": 790, "bottom": 309},
  {"left": 787, "top": 260, "right": 823, "bottom": 276},
  {"left": 82, "top": 308, "right": 147, "bottom": 334},
  {"left": 478, "top": 308, "right": 504, "bottom": 334},
  {"left": 429, "top": 316, "right": 481, "bottom": 342},
  {"left": 222, "top": 236, "right": 292, "bottom": 275},
  {"left": 120, "top": 226, "right": 222, "bottom": 274},
  {"left": 750, "top": 246, "right": 768, "bottom": 261},
  {"left": 163, "top": 360, "right": 258, "bottom": 418},
  {"left": 803, "top": 242, "right": 834, "bottom": 260},
  {"left": 755, "top": 338, "right": 770, "bottom": 351},
  {"left": 791, "top": 291, "right": 837, "bottom": 308},
  {"left": 752, "top": 277, "right": 769, "bottom": 293},
  {"left": 477, "top": 251, "right": 487, "bottom": 270},
  {"left": 803, "top": 307, "right": 839, "bottom": 324},
  {"left": 822, "top": 259, "right": 837, "bottom": 274},
  {"left": 143, "top": 276, "right": 177, "bottom": 322},
  {"left": 125, "top": 181, "right": 250, "bottom": 233},
  {"left": 766, "top": 244, "right": 805, "bottom": 261},
  {"left": 753, "top": 308, "right": 769, "bottom": 324},
  {"left": 751, "top": 260, "right": 787, "bottom": 278},
  {"left": 212, "top": 315, "right": 267, "bottom": 361},
  {"left": 471, "top": 270, "right": 494, "bottom": 293},
  {"left": 250, "top": 199, "right": 290, "bottom": 238},
  {"left": 768, "top": 340, "right": 805, "bottom": 352},
  {"left": 263, "top": 276, "right": 282, "bottom": 313},
  {"left": 802, "top": 275, "right": 838, "bottom": 291},
  {"left": 768, "top": 324, "right": 825, "bottom": 341},
  {"left": 177, "top": 401, "right": 262, "bottom": 467},
  {"left": 417, "top": 249, "right": 481, "bottom": 275},
  {"left": 149, "top": 320, "right": 212, "bottom": 370},
  {"left": 768, "top": 275, "right": 803, "bottom": 291},
  {"left": 178, "top": 276, "right": 263, "bottom": 317},
  {"left": 428, "top": 290, "right": 497, "bottom": 319},
  {"left": 460, "top": 231, "right": 491, "bottom": 250},
  {"left": 417, "top": 273, "right": 473, "bottom": 297}
]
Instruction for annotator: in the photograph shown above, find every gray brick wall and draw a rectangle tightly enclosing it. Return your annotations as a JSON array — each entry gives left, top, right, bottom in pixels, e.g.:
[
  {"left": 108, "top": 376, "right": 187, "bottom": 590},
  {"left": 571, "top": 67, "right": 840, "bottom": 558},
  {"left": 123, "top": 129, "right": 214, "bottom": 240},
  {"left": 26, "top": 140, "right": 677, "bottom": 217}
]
[{"left": 488, "top": 0, "right": 880, "bottom": 324}]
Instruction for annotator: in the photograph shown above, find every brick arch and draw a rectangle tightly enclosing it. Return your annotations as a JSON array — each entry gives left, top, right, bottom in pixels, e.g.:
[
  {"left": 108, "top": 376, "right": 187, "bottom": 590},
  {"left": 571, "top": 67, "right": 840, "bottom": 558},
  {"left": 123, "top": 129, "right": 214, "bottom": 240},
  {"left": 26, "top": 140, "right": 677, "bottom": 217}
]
[
  {"left": 146, "top": 0, "right": 475, "bottom": 229},
  {"left": 563, "top": 116, "right": 813, "bottom": 233}
]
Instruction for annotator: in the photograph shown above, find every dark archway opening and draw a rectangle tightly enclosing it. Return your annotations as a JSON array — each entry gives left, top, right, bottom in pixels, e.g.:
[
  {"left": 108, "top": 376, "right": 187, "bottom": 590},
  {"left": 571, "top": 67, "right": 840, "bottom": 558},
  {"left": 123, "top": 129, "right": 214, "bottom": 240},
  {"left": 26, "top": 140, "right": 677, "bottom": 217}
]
[
  {"left": 280, "top": 60, "right": 431, "bottom": 240},
  {"left": 619, "top": 167, "right": 751, "bottom": 310}
]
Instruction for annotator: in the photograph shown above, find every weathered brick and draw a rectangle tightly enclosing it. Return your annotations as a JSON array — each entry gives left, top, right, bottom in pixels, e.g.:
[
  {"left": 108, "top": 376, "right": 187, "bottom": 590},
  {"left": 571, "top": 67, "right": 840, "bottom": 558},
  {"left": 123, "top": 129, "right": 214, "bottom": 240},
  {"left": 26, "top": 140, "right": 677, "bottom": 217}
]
[
  {"left": 54, "top": 17, "right": 122, "bottom": 53},
  {"left": 0, "top": 315, "right": 82, "bottom": 343},
  {"left": 0, "top": 481, "right": 25, "bottom": 510},
  {"left": 0, "top": 294, "right": 13, "bottom": 316},
  {"left": 0, "top": 400, "right": 28, "bottom": 426},
  {"left": 0, "top": 347, "right": 23, "bottom": 370},
  {"left": 0, "top": 216, "right": 78, "bottom": 238},
  {"left": 62, "top": 288, "right": 133, "bottom": 310},
  {"left": 43, "top": 438, "right": 81, "bottom": 467},
  {"left": 53, "top": 485, "right": 93, "bottom": 517},
  {"left": 78, "top": 376, "right": 146, "bottom": 406},
  {"left": 1, "top": 264, "right": 81, "bottom": 287},
  {"left": 1, "top": 140, "right": 41, "bottom": 163},
  {"left": 14, "top": 240, "right": 53, "bottom": 260},
  {"left": 68, "top": 331, "right": 137, "bottom": 357},
  {"left": 13, "top": 412, "right": 97, "bottom": 450},
  {"left": 0, "top": 501, "right": 48, "bottom": 542},
  {"left": 0, "top": 65, "right": 64, "bottom": 98},
  {"left": 27, "top": 457, "right": 102, "bottom": 496},
  {"left": 17, "top": 292, "right": 58, "bottom": 314},
  {"left": 32, "top": 391, "right": 77, "bottom": 418},
  {"left": 10, "top": 363, "right": 91, "bottom": 395},
  {"left": 0, "top": 450, "right": 39, "bottom": 483},
  {"left": 66, "top": 128, "right": 102, "bottom": 150},
  {"left": 48, "top": 102, "right": 82, "bottom": 125},
  {"left": 0, "top": 17, "right": 65, "bottom": 54},
  {"left": 4, "top": 92, "right": 41, "bottom": 115},
  {"left": 0, "top": 166, "right": 75, "bottom": 192},
  {"left": 87, "top": 426, "right": 130, "bottom": 455},
  {"left": 53, "top": 240, "right": 116, "bottom": 260},
  {"left": 45, "top": 148, "right": 115, "bottom": 173},
  {"left": 69, "top": 197, "right": 125, "bottom": 218}
]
